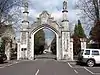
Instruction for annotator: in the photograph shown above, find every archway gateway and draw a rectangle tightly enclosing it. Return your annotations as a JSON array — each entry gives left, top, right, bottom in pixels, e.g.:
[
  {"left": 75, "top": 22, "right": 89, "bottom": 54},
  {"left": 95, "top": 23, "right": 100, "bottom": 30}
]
[
  {"left": 31, "top": 25, "right": 59, "bottom": 59},
  {"left": 17, "top": 1, "right": 74, "bottom": 61}
]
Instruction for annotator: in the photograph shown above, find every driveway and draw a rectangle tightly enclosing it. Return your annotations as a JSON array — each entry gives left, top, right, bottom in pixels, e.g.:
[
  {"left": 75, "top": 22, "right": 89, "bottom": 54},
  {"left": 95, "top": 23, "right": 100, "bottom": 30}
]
[{"left": 0, "top": 59, "right": 100, "bottom": 75}]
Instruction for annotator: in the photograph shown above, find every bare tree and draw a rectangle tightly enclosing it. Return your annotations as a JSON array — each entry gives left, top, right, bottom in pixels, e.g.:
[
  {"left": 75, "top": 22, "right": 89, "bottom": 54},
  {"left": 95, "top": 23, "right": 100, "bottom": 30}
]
[
  {"left": 0, "top": 0, "right": 22, "bottom": 25},
  {"left": 76, "top": 0, "right": 100, "bottom": 48},
  {"left": 0, "top": 0, "right": 25, "bottom": 39},
  {"left": 76, "top": 0, "right": 100, "bottom": 25}
]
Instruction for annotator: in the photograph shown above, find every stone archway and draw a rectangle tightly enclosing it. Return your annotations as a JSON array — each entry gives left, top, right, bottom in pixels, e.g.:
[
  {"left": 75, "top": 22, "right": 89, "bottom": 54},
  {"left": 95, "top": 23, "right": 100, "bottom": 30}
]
[
  {"left": 17, "top": 1, "right": 74, "bottom": 61},
  {"left": 30, "top": 24, "right": 61, "bottom": 60}
]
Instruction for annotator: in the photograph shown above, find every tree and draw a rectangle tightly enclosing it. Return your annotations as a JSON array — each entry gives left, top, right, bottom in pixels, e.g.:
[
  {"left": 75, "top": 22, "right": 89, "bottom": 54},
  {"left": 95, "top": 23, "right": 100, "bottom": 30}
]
[
  {"left": 0, "top": 0, "right": 24, "bottom": 36},
  {"left": 34, "top": 29, "right": 45, "bottom": 55},
  {"left": 77, "top": 20, "right": 86, "bottom": 38},
  {"left": 51, "top": 35, "right": 56, "bottom": 55},
  {"left": 74, "top": 24, "right": 78, "bottom": 36},
  {"left": 76, "top": 0, "right": 100, "bottom": 23},
  {"left": 73, "top": 20, "right": 86, "bottom": 38},
  {"left": 90, "top": 21, "right": 100, "bottom": 48},
  {"left": 76, "top": 0, "right": 100, "bottom": 47},
  {"left": 0, "top": 38, "right": 5, "bottom": 54},
  {"left": 0, "top": 0, "right": 22, "bottom": 25},
  {"left": 72, "top": 20, "right": 86, "bottom": 55}
]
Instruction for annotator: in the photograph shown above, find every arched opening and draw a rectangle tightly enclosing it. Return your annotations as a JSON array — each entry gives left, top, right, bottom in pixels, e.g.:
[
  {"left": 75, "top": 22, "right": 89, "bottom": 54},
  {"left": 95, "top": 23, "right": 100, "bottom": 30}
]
[
  {"left": 30, "top": 24, "right": 60, "bottom": 60},
  {"left": 34, "top": 29, "right": 56, "bottom": 59}
]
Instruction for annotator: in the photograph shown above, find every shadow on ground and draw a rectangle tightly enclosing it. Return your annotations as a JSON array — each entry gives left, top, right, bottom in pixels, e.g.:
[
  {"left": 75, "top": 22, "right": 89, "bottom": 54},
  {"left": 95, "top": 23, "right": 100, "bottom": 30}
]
[{"left": 34, "top": 53, "right": 56, "bottom": 60}]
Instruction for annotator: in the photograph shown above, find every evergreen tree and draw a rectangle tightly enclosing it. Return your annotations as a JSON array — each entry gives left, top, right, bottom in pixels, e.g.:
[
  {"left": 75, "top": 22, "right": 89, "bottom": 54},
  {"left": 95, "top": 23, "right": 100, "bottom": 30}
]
[
  {"left": 51, "top": 35, "right": 56, "bottom": 55},
  {"left": 34, "top": 29, "right": 45, "bottom": 55},
  {"left": 0, "top": 38, "right": 5, "bottom": 54},
  {"left": 72, "top": 20, "right": 86, "bottom": 55},
  {"left": 77, "top": 20, "right": 86, "bottom": 38},
  {"left": 74, "top": 24, "right": 78, "bottom": 36}
]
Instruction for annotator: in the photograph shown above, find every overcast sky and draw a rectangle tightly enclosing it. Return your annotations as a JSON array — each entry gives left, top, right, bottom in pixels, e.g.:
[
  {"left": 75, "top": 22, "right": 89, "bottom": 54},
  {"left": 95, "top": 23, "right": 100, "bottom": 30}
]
[{"left": 28, "top": 0, "right": 79, "bottom": 24}]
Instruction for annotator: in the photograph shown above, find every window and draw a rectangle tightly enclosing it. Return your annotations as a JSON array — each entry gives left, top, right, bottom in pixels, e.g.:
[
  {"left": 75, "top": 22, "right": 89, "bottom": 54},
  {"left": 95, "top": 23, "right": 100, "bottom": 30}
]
[
  {"left": 21, "top": 48, "right": 24, "bottom": 51},
  {"left": 92, "top": 51, "right": 99, "bottom": 55},
  {"left": 85, "top": 50, "right": 90, "bottom": 55},
  {"left": 21, "top": 48, "right": 27, "bottom": 51}
]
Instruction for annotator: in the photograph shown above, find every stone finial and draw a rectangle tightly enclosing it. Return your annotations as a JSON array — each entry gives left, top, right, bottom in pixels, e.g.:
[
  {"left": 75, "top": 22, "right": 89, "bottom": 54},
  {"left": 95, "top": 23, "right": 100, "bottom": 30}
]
[
  {"left": 23, "top": 0, "right": 29, "bottom": 12},
  {"left": 63, "top": 1, "right": 67, "bottom": 10},
  {"left": 22, "top": 0, "right": 29, "bottom": 30},
  {"left": 62, "top": 0, "right": 68, "bottom": 22}
]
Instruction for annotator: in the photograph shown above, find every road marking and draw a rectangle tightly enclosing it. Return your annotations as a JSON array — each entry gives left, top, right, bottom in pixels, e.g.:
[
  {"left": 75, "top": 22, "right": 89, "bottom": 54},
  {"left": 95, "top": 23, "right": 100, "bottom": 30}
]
[
  {"left": 68, "top": 63, "right": 73, "bottom": 68},
  {"left": 74, "top": 69, "right": 78, "bottom": 74},
  {"left": 68, "top": 62, "right": 85, "bottom": 69},
  {"left": 68, "top": 63, "right": 79, "bottom": 74},
  {"left": 86, "top": 67, "right": 100, "bottom": 75},
  {"left": 84, "top": 67, "right": 94, "bottom": 74},
  {"left": 35, "top": 69, "right": 39, "bottom": 75}
]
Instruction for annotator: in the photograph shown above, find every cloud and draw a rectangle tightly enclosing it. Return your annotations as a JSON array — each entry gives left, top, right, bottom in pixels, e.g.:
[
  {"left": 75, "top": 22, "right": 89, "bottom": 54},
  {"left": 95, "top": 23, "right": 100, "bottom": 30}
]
[
  {"left": 43, "top": 29, "right": 55, "bottom": 45},
  {"left": 43, "top": 29, "right": 55, "bottom": 38},
  {"left": 68, "top": 9, "right": 80, "bottom": 22},
  {"left": 28, "top": 0, "right": 78, "bottom": 23},
  {"left": 51, "top": 11, "right": 62, "bottom": 20},
  {"left": 29, "top": 0, "right": 63, "bottom": 12}
]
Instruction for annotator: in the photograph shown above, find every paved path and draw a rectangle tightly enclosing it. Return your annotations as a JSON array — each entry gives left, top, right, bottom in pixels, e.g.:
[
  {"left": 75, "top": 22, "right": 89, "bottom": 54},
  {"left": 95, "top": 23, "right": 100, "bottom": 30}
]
[{"left": 0, "top": 59, "right": 100, "bottom": 75}]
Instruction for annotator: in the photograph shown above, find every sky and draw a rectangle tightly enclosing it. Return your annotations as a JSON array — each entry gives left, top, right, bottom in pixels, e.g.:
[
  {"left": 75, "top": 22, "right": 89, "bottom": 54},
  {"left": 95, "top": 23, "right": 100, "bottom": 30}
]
[
  {"left": 28, "top": 0, "right": 79, "bottom": 24},
  {"left": 27, "top": 0, "right": 80, "bottom": 45}
]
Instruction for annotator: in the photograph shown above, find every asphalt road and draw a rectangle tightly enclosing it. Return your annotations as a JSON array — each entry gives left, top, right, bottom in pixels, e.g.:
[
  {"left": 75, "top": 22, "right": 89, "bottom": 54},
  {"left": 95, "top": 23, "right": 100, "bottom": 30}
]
[{"left": 0, "top": 59, "right": 100, "bottom": 75}]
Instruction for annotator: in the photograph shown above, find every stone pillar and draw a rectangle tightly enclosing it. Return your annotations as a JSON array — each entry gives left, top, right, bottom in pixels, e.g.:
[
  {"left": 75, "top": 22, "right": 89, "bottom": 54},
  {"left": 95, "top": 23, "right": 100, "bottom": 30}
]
[
  {"left": 61, "top": 32, "right": 66, "bottom": 59},
  {"left": 57, "top": 35, "right": 61, "bottom": 60},
  {"left": 70, "top": 38, "right": 73, "bottom": 60},
  {"left": 20, "top": 0, "right": 29, "bottom": 60},
  {"left": 27, "top": 35, "right": 30, "bottom": 60},
  {"left": 59, "top": 35, "right": 63, "bottom": 60},
  {"left": 80, "top": 38, "right": 87, "bottom": 49},
  {"left": 30, "top": 34, "right": 34, "bottom": 60},
  {"left": 17, "top": 42, "right": 21, "bottom": 60},
  {"left": 5, "top": 42, "right": 11, "bottom": 60},
  {"left": 26, "top": 32, "right": 28, "bottom": 59},
  {"left": 61, "top": 32, "right": 70, "bottom": 60},
  {"left": 61, "top": 1, "right": 70, "bottom": 60}
]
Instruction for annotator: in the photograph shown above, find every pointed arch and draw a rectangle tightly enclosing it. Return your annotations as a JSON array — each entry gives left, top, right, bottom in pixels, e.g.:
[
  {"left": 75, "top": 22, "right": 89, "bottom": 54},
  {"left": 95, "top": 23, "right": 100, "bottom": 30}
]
[{"left": 30, "top": 24, "right": 61, "bottom": 60}]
